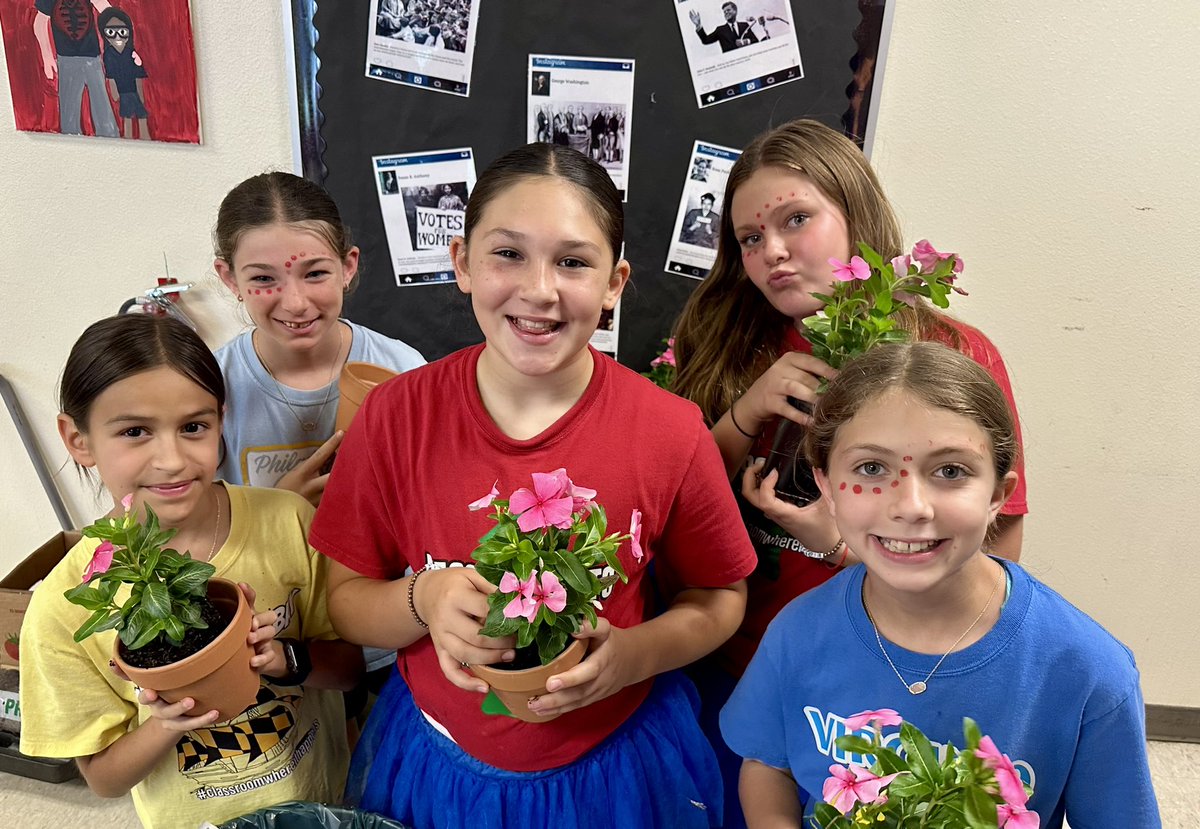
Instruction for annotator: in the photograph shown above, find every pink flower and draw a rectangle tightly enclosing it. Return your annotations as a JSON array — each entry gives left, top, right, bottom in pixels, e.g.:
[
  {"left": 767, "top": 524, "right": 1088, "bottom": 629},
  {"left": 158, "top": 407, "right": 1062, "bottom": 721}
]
[
  {"left": 889, "top": 254, "right": 911, "bottom": 276},
  {"left": 976, "top": 736, "right": 1029, "bottom": 807},
  {"left": 821, "top": 764, "right": 901, "bottom": 815},
  {"left": 120, "top": 493, "right": 134, "bottom": 512},
  {"left": 629, "top": 509, "right": 643, "bottom": 562},
  {"left": 829, "top": 255, "right": 870, "bottom": 282},
  {"left": 509, "top": 472, "right": 574, "bottom": 532},
  {"left": 468, "top": 481, "right": 499, "bottom": 511},
  {"left": 911, "top": 239, "right": 964, "bottom": 275},
  {"left": 998, "top": 803, "right": 1040, "bottom": 829},
  {"left": 500, "top": 571, "right": 537, "bottom": 620},
  {"left": 82, "top": 541, "right": 115, "bottom": 582},
  {"left": 500, "top": 570, "right": 567, "bottom": 622},
  {"left": 844, "top": 708, "right": 903, "bottom": 732},
  {"left": 651, "top": 338, "right": 676, "bottom": 368},
  {"left": 561, "top": 470, "right": 597, "bottom": 513}
]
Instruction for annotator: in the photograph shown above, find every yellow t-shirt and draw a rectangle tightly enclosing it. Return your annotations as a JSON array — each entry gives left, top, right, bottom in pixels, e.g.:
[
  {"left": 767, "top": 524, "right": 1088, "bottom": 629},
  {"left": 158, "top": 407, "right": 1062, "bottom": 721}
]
[{"left": 19, "top": 484, "right": 349, "bottom": 829}]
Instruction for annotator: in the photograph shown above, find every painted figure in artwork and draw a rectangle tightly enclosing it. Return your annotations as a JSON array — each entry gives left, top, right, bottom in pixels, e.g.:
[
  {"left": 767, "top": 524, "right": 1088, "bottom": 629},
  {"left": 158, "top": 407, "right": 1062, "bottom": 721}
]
[
  {"left": 32, "top": 0, "right": 119, "bottom": 136},
  {"left": 98, "top": 6, "right": 148, "bottom": 139}
]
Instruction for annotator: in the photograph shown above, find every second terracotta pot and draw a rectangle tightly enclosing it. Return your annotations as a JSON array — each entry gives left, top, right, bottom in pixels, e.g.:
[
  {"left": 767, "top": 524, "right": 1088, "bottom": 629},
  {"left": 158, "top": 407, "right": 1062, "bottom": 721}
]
[
  {"left": 114, "top": 578, "right": 258, "bottom": 723},
  {"left": 470, "top": 638, "right": 588, "bottom": 723},
  {"left": 335, "top": 361, "right": 398, "bottom": 434}
]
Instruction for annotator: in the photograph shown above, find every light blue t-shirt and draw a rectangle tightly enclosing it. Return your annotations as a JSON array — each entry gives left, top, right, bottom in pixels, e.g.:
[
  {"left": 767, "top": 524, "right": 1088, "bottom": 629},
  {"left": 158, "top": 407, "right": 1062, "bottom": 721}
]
[
  {"left": 720, "top": 560, "right": 1160, "bottom": 828},
  {"left": 216, "top": 320, "right": 424, "bottom": 488}
]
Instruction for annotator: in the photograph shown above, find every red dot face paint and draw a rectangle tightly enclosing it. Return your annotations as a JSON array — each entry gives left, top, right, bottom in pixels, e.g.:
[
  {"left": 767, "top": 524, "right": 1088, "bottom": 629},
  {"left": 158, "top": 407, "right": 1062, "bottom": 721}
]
[
  {"left": 776, "top": 196, "right": 782, "bottom": 201},
  {"left": 290, "top": 255, "right": 298, "bottom": 261},
  {"left": 852, "top": 484, "right": 863, "bottom": 494},
  {"left": 891, "top": 480, "right": 900, "bottom": 488},
  {"left": 756, "top": 212, "right": 761, "bottom": 218},
  {"left": 759, "top": 225, "right": 765, "bottom": 230},
  {"left": 285, "top": 261, "right": 292, "bottom": 268},
  {"left": 872, "top": 487, "right": 882, "bottom": 495},
  {"left": 902, "top": 456, "right": 912, "bottom": 462},
  {"left": 900, "top": 469, "right": 909, "bottom": 477},
  {"left": 839, "top": 482, "right": 846, "bottom": 491},
  {"left": 764, "top": 203, "right": 770, "bottom": 209}
]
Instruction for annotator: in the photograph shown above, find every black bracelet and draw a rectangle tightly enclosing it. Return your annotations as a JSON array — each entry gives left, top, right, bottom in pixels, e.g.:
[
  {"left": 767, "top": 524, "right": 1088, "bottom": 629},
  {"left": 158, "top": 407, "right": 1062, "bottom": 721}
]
[
  {"left": 729, "top": 399, "right": 758, "bottom": 439},
  {"left": 408, "top": 565, "right": 429, "bottom": 629}
]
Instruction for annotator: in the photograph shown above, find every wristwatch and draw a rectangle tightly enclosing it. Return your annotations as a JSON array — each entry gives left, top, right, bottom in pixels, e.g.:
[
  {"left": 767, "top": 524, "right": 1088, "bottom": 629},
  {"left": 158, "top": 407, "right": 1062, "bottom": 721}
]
[{"left": 275, "top": 638, "right": 312, "bottom": 686}]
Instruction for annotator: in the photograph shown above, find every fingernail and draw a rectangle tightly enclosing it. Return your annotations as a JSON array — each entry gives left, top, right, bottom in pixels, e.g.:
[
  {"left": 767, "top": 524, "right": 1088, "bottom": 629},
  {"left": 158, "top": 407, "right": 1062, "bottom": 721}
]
[
  {"left": 502, "top": 650, "right": 515, "bottom": 662},
  {"left": 546, "top": 679, "right": 562, "bottom": 692},
  {"left": 476, "top": 684, "right": 488, "bottom": 694}
]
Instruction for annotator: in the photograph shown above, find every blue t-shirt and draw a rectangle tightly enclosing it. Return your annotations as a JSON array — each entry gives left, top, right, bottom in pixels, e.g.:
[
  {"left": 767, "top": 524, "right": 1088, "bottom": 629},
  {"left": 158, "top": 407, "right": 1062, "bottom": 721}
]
[{"left": 720, "top": 560, "right": 1160, "bottom": 828}]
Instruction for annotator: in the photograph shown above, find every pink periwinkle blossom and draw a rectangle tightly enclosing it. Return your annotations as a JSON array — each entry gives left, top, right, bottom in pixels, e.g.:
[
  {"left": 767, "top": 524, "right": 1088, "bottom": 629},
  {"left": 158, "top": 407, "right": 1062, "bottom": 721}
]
[
  {"left": 500, "top": 571, "right": 537, "bottom": 620},
  {"left": 844, "top": 708, "right": 903, "bottom": 732},
  {"left": 651, "top": 338, "right": 676, "bottom": 368},
  {"left": 889, "top": 254, "right": 912, "bottom": 276},
  {"left": 82, "top": 541, "right": 115, "bottom": 582},
  {"left": 509, "top": 472, "right": 574, "bottom": 532},
  {"left": 821, "top": 764, "right": 900, "bottom": 815},
  {"left": 468, "top": 481, "right": 500, "bottom": 511},
  {"left": 829, "top": 255, "right": 871, "bottom": 282},
  {"left": 120, "top": 493, "right": 134, "bottom": 512},
  {"left": 976, "top": 735, "right": 1029, "bottom": 807},
  {"left": 998, "top": 803, "right": 1040, "bottom": 829},
  {"left": 911, "top": 239, "right": 964, "bottom": 275},
  {"left": 562, "top": 470, "right": 598, "bottom": 514},
  {"left": 629, "top": 509, "right": 643, "bottom": 562}
]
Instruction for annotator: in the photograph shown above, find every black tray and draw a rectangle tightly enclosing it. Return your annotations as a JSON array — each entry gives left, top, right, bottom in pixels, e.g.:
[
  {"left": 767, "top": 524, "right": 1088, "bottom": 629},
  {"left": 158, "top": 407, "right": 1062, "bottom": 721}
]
[{"left": 0, "top": 732, "right": 77, "bottom": 783}]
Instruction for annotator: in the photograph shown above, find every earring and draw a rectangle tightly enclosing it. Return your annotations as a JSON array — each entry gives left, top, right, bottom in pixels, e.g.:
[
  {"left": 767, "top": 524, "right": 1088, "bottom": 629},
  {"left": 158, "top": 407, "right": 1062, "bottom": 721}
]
[{"left": 237, "top": 294, "right": 244, "bottom": 302}]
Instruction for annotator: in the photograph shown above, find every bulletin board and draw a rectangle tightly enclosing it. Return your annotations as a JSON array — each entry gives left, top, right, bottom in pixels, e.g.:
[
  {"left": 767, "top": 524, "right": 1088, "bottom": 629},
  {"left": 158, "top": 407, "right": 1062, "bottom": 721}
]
[{"left": 288, "top": 0, "right": 891, "bottom": 369}]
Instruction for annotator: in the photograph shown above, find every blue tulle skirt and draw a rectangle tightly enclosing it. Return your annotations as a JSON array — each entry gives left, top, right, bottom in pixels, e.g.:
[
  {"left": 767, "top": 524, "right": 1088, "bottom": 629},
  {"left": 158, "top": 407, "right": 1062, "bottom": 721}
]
[{"left": 348, "top": 668, "right": 723, "bottom": 829}]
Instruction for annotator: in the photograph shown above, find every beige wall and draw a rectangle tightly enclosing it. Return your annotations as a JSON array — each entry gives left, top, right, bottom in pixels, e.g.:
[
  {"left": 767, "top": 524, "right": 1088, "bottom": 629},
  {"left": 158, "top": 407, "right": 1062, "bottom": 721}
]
[{"left": 1, "top": 1, "right": 1195, "bottom": 706}]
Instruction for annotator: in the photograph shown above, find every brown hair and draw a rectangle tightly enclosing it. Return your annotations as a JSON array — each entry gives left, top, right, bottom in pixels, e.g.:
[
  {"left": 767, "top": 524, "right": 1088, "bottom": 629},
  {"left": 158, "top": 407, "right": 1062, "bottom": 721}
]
[
  {"left": 213, "top": 172, "right": 359, "bottom": 292},
  {"left": 464, "top": 143, "right": 623, "bottom": 260},
  {"left": 61, "top": 314, "right": 226, "bottom": 433},
  {"left": 803, "top": 342, "right": 1016, "bottom": 481},
  {"left": 672, "top": 119, "right": 960, "bottom": 424}
]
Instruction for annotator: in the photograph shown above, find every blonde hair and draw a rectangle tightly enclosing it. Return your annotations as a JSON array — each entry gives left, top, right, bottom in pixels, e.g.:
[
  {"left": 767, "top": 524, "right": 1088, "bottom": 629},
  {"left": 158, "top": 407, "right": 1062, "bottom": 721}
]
[
  {"left": 803, "top": 342, "right": 1017, "bottom": 480},
  {"left": 672, "top": 119, "right": 960, "bottom": 424}
]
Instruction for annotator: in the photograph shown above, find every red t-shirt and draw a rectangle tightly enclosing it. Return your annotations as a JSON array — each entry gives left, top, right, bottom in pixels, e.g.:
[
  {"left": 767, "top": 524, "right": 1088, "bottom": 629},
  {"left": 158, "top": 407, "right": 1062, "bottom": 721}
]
[
  {"left": 311, "top": 345, "right": 756, "bottom": 771},
  {"left": 719, "top": 320, "right": 1030, "bottom": 675}
]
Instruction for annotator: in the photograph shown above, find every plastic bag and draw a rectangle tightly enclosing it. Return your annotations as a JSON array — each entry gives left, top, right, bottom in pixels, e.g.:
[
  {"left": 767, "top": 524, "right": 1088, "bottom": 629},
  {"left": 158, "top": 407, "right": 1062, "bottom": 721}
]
[{"left": 215, "top": 801, "right": 410, "bottom": 829}]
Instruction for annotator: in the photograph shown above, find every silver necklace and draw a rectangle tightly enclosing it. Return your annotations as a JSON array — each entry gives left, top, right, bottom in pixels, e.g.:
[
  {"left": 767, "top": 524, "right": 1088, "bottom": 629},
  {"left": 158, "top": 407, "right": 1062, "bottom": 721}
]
[
  {"left": 257, "top": 325, "right": 343, "bottom": 432},
  {"left": 864, "top": 565, "right": 1002, "bottom": 695}
]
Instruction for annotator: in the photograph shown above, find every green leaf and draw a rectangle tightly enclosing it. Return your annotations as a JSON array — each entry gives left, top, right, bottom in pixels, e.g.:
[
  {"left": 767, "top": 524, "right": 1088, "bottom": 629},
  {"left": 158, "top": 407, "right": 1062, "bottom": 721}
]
[
  {"left": 962, "top": 784, "right": 999, "bottom": 829},
  {"left": 163, "top": 615, "right": 187, "bottom": 645},
  {"left": 901, "top": 721, "right": 942, "bottom": 785},
  {"left": 141, "top": 581, "right": 172, "bottom": 620},
  {"left": 833, "top": 735, "right": 878, "bottom": 756},
  {"left": 126, "top": 618, "right": 166, "bottom": 650},
  {"left": 882, "top": 773, "right": 929, "bottom": 799},
  {"left": 72, "top": 609, "right": 122, "bottom": 642},
  {"left": 551, "top": 549, "right": 592, "bottom": 595},
  {"left": 170, "top": 560, "right": 215, "bottom": 596},
  {"left": 962, "top": 717, "right": 982, "bottom": 750},
  {"left": 810, "top": 803, "right": 851, "bottom": 828},
  {"left": 873, "top": 747, "right": 908, "bottom": 775},
  {"left": 63, "top": 584, "right": 112, "bottom": 611}
]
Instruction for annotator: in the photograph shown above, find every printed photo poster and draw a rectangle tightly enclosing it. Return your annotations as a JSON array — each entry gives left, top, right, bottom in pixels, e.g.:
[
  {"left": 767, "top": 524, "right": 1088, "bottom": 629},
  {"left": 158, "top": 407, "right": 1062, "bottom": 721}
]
[
  {"left": 527, "top": 54, "right": 636, "bottom": 200},
  {"left": 666, "top": 141, "right": 741, "bottom": 279},
  {"left": 366, "top": 0, "right": 480, "bottom": 96},
  {"left": 674, "top": 0, "right": 803, "bottom": 108},
  {"left": 373, "top": 148, "right": 476, "bottom": 287},
  {"left": 589, "top": 300, "right": 621, "bottom": 357},
  {"left": 0, "top": 0, "right": 199, "bottom": 141}
]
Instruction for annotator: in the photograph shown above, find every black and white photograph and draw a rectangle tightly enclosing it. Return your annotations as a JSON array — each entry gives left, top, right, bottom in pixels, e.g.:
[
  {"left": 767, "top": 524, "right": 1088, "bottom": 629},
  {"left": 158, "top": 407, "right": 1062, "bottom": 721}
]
[
  {"left": 374, "top": 0, "right": 472, "bottom": 52},
  {"left": 527, "top": 55, "right": 636, "bottom": 198},
  {"left": 665, "top": 141, "right": 741, "bottom": 280},
  {"left": 373, "top": 148, "right": 476, "bottom": 287},
  {"left": 366, "top": 0, "right": 480, "bottom": 96},
  {"left": 675, "top": 0, "right": 803, "bottom": 108},
  {"left": 531, "top": 102, "right": 627, "bottom": 171},
  {"left": 531, "top": 71, "right": 550, "bottom": 96}
]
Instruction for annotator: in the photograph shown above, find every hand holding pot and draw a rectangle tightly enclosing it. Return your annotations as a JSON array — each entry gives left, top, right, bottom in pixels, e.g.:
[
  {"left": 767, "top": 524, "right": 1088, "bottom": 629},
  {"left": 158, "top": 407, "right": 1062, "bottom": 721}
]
[
  {"left": 108, "top": 660, "right": 223, "bottom": 732},
  {"left": 526, "top": 618, "right": 635, "bottom": 718},
  {"left": 736, "top": 352, "right": 836, "bottom": 431},
  {"left": 239, "top": 583, "right": 284, "bottom": 675},
  {"left": 742, "top": 459, "right": 840, "bottom": 551},
  {"left": 417, "top": 567, "right": 515, "bottom": 693}
]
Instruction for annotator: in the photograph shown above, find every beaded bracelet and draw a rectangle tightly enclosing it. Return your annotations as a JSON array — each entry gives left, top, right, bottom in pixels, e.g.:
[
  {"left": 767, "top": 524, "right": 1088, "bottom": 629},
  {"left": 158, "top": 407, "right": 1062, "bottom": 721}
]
[
  {"left": 798, "top": 537, "right": 844, "bottom": 561},
  {"left": 729, "top": 399, "right": 758, "bottom": 439},
  {"left": 407, "top": 565, "right": 429, "bottom": 629}
]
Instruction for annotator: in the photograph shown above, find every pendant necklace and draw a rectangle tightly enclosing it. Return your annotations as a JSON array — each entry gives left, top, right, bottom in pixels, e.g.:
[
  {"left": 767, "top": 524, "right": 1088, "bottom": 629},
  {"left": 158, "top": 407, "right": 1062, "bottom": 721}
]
[
  {"left": 257, "top": 324, "right": 344, "bottom": 433},
  {"left": 864, "top": 564, "right": 1002, "bottom": 695}
]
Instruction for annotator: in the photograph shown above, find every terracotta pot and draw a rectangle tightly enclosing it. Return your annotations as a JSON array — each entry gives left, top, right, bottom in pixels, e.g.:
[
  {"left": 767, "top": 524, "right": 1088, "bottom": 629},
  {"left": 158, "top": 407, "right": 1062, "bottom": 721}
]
[
  {"left": 114, "top": 578, "right": 258, "bottom": 722},
  {"left": 469, "top": 638, "right": 588, "bottom": 723},
  {"left": 335, "top": 362, "right": 397, "bottom": 433}
]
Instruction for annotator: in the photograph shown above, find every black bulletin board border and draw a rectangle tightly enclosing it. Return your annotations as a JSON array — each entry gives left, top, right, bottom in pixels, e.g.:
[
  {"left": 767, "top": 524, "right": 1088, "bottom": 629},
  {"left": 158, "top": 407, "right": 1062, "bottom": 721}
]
[{"left": 288, "top": 1, "right": 890, "bottom": 369}]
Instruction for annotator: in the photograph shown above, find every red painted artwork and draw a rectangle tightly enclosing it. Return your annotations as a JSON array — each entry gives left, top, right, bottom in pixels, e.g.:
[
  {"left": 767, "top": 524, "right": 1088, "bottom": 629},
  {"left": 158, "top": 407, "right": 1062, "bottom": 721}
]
[{"left": 0, "top": 0, "right": 198, "bottom": 142}]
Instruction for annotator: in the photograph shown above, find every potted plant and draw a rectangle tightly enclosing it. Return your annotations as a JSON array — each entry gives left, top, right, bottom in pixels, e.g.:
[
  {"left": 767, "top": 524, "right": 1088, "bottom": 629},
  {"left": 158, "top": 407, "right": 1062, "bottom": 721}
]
[
  {"left": 63, "top": 494, "right": 258, "bottom": 721},
  {"left": 465, "top": 469, "right": 639, "bottom": 723},
  {"left": 813, "top": 709, "right": 1039, "bottom": 828},
  {"left": 761, "top": 239, "right": 967, "bottom": 506},
  {"left": 642, "top": 337, "right": 677, "bottom": 390}
]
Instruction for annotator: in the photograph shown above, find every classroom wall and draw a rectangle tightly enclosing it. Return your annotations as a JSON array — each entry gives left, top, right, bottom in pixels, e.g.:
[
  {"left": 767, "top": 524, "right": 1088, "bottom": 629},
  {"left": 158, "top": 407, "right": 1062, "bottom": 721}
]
[{"left": 1, "top": 1, "right": 1195, "bottom": 706}]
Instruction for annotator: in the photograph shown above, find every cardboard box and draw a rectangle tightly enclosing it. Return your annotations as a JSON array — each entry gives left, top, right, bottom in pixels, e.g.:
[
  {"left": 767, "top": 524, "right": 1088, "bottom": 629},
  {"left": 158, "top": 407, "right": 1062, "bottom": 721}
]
[{"left": 0, "top": 531, "right": 80, "bottom": 670}]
